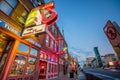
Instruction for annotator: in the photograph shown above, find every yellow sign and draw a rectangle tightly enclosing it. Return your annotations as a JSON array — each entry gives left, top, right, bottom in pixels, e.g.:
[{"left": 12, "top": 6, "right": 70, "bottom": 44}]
[{"left": 25, "top": 8, "right": 42, "bottom": 27}]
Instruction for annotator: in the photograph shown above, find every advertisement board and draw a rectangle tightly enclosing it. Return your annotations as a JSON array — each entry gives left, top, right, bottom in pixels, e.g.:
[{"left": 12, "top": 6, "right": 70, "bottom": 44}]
[
  {"left": 25, "top": 8, "right": 42, "bottom": 27},
  {"left": 22, "top": 24, "right": 45, "bottom": 36}
]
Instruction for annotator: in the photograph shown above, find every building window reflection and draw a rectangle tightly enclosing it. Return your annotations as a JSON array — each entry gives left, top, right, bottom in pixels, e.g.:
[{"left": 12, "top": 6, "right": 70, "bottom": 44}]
[
  {"left": 26, "top": 57, "right": 36, "bottom": 74},
  {"left": 30, "top": 48, "right": 37, "bottom": 56},
  {"left": 18, "top": 43, "right": 28, "bottom": 53},
  {"left": 9, "top": 54, "right": 26, "bottom": 76},
  {"left": 9, "top": 42, "right": 38, "bottom": 77}
]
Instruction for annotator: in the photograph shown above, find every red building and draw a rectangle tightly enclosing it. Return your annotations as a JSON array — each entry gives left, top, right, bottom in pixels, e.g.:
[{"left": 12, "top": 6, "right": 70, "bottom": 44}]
[{"left": 0, "top": 0, "right": 63, "bottom": 80}]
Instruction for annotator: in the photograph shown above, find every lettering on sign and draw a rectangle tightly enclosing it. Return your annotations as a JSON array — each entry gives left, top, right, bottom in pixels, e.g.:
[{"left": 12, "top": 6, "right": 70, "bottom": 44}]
[
  {"left": 26, "top": 39, "right": 42, "bottom": 48},
  {"left": 0, "top": 20, "right": 21, "bottom": 35},
  {"left": 22, "top": 24, "right": 45, "bottom": 36}
]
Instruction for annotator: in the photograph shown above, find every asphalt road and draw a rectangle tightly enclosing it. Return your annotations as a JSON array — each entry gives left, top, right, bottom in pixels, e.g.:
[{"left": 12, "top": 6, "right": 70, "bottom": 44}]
[{"left": 83, "top": 68, "right": 120, "bottom": 80}]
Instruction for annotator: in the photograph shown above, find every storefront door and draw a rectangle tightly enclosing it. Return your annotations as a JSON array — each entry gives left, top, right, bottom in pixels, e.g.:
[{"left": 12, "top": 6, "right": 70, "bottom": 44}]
[
  {"left": 39, "top": 60, "right": 47, "bottom": 79},
  {"left": 0, "top": 32, "right": 14, "bottom": 78}
]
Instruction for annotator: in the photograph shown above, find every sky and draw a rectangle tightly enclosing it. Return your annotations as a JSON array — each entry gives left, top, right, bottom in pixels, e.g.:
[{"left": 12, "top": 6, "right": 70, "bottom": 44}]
[{"left": 45, "top": 0, "right": 120, "bottom": 66}]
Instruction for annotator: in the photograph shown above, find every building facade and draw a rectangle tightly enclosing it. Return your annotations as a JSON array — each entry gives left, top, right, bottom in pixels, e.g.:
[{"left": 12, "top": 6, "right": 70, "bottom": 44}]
[
  {"left": 0, "top": 0, "right": 64, "bottom": 80},
  {"left": 85, "top": 57, "right": 94, "bottom": 67}
]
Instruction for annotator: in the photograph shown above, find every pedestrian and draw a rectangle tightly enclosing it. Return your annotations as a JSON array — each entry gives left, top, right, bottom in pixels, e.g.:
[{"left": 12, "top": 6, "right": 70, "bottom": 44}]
[{"left": 70, "top": 69, "right": 74, "bottom": 78}]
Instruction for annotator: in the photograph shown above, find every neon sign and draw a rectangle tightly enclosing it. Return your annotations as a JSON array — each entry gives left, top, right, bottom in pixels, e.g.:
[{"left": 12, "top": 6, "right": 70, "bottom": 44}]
[
  {"left": 25, "top": 1, "right": 57, "bottom": 27},
  {"left": 25, "top": 8, "right": 42, "bottom": 27},
  {"left": 37, "top": 1, "right": 54, "bottom": 9},
  {"left": 41, "top": 8, "right": 57, "bottom": 26}
]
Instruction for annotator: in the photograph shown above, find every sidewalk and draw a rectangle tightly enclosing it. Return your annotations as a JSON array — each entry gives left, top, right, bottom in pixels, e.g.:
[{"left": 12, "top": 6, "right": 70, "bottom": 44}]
[
  {"left": 78, "top": 71, "right": 86, "bottom": 80},
  {"left": 50, "top": 71, "right": 86, "bottom": 80}
]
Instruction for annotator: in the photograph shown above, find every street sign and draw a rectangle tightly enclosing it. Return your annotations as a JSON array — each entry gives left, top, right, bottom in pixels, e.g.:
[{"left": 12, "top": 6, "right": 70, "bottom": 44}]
[
  {"left": 104, "top": 20, "right": 120, "bottom": 46},
  {"left": 106, "top": 26, "right": 117, "bottom": 40}
]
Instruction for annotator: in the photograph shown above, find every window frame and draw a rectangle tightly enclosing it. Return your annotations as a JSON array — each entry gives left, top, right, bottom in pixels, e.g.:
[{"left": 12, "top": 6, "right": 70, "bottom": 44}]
[
  {"left": 0, "top": 0, "right": 18, "bottom": 15},
  {"left": 9, "top": 42, "right": 38, "bottom": 77}
]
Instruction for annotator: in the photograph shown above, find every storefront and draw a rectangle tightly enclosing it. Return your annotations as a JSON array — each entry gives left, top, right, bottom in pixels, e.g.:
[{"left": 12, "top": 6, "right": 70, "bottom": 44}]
[
  {"left": 0, "top": 19, "right": 41, "bottom": 80},
  {"left": 0, "top": 1, "right": 59, "bottom": 80},
  {"left": 38, "top": 50, "right": 58, "bottom": 80}
]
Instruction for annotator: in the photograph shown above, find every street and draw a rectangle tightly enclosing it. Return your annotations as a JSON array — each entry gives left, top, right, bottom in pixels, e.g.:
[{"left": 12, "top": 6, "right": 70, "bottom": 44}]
[{"left": 83, "top": 68, "right": 120, "bottom": 80}]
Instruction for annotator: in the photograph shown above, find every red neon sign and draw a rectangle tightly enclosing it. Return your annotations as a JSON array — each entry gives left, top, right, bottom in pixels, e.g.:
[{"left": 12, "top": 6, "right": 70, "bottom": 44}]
[
  {"left": 41, "top": 8, "right": 58, "bottom": 26},
  {"left": 37, "top": 1, "right": 54, "bottom": 9}
]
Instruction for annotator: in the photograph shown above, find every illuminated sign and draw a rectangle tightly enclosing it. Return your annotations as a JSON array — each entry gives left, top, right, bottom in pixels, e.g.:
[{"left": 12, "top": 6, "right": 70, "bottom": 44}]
[
  {"left": 0, "top": 20, "right": 21, "bottom": 35},
  {"left": 22, "top": 24, "right": 45, "bottom": 36},
  {"left": 37, "top": 1, "right": 54, "bottom": 9},
  {"left": 25, "top": 1, "right": 57, "bottom": 27},
  {"left": 41, "top": 8, "right": 57, "bottom": 26},
  {"left": 25, "top": 8, "right": 42, "bottom": 27},
  {"left": 26, "top": 39, "right": 42, "bottom": 48},
  {"left": 106, "top": 26, "right": 117, "bottom": 40}
]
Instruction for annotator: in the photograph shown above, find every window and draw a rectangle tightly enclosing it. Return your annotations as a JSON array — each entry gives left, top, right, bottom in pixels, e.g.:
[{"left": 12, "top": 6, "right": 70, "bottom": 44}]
[
  {"left": 30, "top": 48, "right": 37, "bottom": 56},
  {"left": 46, "top": 34, "right": 49, "bottom": 47},
  {"left": 0, "top": 0, "right": 18, "bottom": 15},
  {"left": 9, "top": 54, "right": 26, "bottom": 76},
  {"left": 7, "top": 0, "right": 17, "bottom": 7},
  {"left": 9, "top": 42, "right": 38, "bottom": 76},
  {"left": 11, "top": 3, "right": 28, "bottom": 26},
  {"left": 18, "top": 43, "right": 28, "bottom": 53},
  {"left": 26, "top": 57, "right": 36, "bottom": 74}
]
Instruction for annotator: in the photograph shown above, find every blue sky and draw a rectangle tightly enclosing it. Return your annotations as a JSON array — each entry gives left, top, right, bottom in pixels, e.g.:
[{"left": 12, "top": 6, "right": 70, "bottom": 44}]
[{"left": 45, "top": 0, "right": 120, "bottom": 65}]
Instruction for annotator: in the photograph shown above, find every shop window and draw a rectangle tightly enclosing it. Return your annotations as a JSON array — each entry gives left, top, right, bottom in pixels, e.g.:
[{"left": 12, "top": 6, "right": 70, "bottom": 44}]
[
  {"left": 0, "top": 0, "right": 17, "bottom": 15},
  {"left": 30, "top": 48, "right": 37, "bottom": 56},
  {"left": 9, "top": 54, "right": 26, "bottom": 76},
  {"left": 18, "top": 43, "right": 28, "bottom": 53},
  {"left": 26, "top": 57, "right": 36, "bottom": 74}
]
